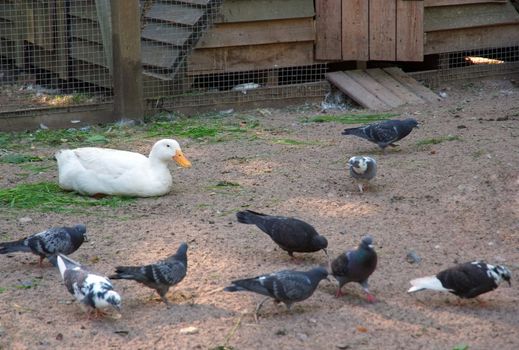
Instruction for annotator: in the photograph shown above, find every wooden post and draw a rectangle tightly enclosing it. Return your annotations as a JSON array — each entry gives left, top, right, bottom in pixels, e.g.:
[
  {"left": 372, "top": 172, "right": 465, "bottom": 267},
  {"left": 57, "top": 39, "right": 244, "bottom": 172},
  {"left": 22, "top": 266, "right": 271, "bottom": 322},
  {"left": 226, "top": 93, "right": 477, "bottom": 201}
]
[{"left": 111, "top": 0, "right": 144, "bottom": 121}]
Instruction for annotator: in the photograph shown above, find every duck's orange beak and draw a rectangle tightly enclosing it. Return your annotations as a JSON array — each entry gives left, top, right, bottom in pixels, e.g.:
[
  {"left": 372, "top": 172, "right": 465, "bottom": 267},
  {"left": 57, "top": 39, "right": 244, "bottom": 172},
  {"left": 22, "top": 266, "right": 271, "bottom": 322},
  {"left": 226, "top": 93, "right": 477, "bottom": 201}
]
[{"left": 173, "top": 150, "right": 191, "bottom": 168}]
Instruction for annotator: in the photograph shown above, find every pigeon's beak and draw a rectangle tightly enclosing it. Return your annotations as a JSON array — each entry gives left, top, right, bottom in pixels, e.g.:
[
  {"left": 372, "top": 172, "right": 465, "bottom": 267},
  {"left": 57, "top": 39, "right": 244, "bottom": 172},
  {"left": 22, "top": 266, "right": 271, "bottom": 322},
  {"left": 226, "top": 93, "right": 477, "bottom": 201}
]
[
  {"left": 507, "top": 279, "right": 512, "bottom": 287},
  {"left": 173, "top": 150, "right": 192, "bottom": 168},
  {"left": 83, "top": 234, "right": 89, "bottom": 242},
  {"left": 322, "top": 248, "right": 328, "bottom": 257}
]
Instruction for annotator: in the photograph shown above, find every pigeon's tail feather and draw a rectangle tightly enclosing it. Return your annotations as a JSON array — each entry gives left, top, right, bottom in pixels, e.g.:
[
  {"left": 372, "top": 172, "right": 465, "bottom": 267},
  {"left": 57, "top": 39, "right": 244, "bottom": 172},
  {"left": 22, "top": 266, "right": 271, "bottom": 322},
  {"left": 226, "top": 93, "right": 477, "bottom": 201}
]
[
  {"left": 0, "top": 240, "right": 30, "bottom": 254},
  {"left": 408, "top": 276, "right": 448, "bottom": 293},
  {"left": 236, "top": 210, "right": 266, "bottom": 225},
  {"left": 56, "top": 255, "right": 68, "bottom": 279},
  {"left": 341, "top": 127, "right": 364, "bottom": 137},
  {"left": 109, "top": 266, "right": 144, "bottom": 281}
]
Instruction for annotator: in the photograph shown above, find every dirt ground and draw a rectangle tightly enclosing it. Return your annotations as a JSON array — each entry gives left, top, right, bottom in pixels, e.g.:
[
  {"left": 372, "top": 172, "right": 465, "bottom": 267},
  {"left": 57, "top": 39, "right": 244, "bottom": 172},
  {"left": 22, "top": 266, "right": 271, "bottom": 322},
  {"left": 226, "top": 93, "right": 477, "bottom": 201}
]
[{"left": 0, "top": 76, "right": 518, "bottom": 350}]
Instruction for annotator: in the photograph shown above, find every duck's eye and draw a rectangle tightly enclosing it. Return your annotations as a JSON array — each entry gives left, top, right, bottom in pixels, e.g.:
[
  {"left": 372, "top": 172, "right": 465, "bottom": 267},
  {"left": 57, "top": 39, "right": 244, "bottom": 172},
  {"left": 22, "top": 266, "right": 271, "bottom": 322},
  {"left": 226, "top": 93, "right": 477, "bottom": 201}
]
[{"left": 166, "top": 144, "right": 170, "bottom": 148}]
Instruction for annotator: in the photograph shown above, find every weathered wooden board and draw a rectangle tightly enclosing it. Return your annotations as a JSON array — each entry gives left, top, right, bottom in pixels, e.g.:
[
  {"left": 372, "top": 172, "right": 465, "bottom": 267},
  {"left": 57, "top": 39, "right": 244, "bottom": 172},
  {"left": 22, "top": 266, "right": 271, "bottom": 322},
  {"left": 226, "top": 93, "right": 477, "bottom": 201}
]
[
  {"left": 70, "top": 17, "right": 103, "bottom": 43},
  {"left": 342, "top": 0, "right": 369, "bottom": 61},
  {"left": 346, "top": 70, "right": 404, "bottom": 108},
  {"left": 71, "top": 61, "right": 111, "bottom": 88},
  {"left": 188, "top": 42, "right": 315, "bottom": 75},
  {"left": 142, "top": 23, "right": 193, "bottom": 47},
  {"left": 315, "top": 0, "right": 342, "bottom": 60},
  {"left": 70, "top": 39, "right": 106, "bottom": 67},
  {"left": 0, "top": 2, "right": 16, "bottom": 21},
  {"left": 216, "top": 0, "right": 314, "bottom": 23},
  {"left": 424, "top": 0, "right": 506, "bottom": 6},
  {"left": 0, "top": 20, "right": 15, "bottom": 40},
  {"left": 141, "top": 41, "right": 180, "bottom": 68},
  {"left": 146, "top": 3, "right": 203, "bottom": 26},
  {"left": 424, "top": 23, "right": 519, "bottom": 54},
  {"left": 366, "top": 68, "right": 425, "bottom": 104},
  {"left": 326, "top": 71, "right": 390, "bottom": 110},
  {"left": 383, "top": 67, "right": 439, "bottom": 103},
  {"left": 173, "top": 0, "right": 213, "bottom": 5},
  {"left": 369, "top": 0, "right": 396, "bottom": 61},
  {"left": 425, "top": 2, "right": 519, "bottom": 32},
  {"left": 69, "top": 0, "right": 97, "bottom": 21},
  {"left": 196, "top": 18, "right": 314, "bottom": 49},
  {"left": 397, "top": 0, "right": 424, "bottom": 61}
]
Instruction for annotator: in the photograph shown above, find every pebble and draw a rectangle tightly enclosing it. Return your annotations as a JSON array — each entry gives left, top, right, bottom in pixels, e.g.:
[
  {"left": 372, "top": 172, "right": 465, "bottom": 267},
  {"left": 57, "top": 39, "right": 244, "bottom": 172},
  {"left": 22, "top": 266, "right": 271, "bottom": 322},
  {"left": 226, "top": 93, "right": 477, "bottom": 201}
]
[
  {"left": 179, "top": 326, "right": 199, "bottom": 335},
  {"left": 296, "top": 332, "right": 308, "bottom": 341},
  {"left": 406, "top": 251, "right": 422, "bottom": 264},
  {"left": 18, "top": 217, "right": 32, "bottom": 224}
]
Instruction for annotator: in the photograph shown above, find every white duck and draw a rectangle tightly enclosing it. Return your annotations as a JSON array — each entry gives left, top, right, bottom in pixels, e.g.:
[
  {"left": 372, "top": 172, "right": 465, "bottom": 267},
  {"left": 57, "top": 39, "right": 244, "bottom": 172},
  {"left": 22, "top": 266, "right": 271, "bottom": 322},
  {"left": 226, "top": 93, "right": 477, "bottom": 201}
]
[{"left": 55, "top": 139, "right": 191, "bottom": 197}]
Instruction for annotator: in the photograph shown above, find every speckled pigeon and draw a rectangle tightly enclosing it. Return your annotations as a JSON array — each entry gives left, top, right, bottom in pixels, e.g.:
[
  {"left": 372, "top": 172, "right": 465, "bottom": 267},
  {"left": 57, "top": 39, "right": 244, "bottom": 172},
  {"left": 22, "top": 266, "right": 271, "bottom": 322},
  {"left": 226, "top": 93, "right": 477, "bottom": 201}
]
[
  {"left": 342, "top": 118, "right": 419, "bottom": 150},
  {"left": 331, "top": 236, "right": 378, "bottom": 302},
  {"left": 0, "top": 224, "right": 87, "bottom": 267},
  {"left": 236, "top": 210, "right": 328, "bottom": 258},
  {"left": 109, "top": 242, "right": 188, "bottom": 308},
  {"left": 224, "top": 266, "right": 328, "bottom": 318},
  {"left": 408, "top": 261, "right": 511, "bottom": 299},
  {"left": 348, "top": 156, "right": 377, "bottom": 193},
  {"left": 57, "top": 253, "right": 121, "bottom": 317}
]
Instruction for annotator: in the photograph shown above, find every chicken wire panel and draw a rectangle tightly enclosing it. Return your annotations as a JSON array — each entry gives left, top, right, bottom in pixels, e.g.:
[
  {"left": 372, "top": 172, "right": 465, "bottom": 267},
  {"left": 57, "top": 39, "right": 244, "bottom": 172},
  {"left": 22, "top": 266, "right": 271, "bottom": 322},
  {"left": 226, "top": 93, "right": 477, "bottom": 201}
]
[
  {"left": 0, "top": 0, "right": 113, "bottom": 115},
  {"left": 439, "top": 46, "right": 519, "bottom": 79}
]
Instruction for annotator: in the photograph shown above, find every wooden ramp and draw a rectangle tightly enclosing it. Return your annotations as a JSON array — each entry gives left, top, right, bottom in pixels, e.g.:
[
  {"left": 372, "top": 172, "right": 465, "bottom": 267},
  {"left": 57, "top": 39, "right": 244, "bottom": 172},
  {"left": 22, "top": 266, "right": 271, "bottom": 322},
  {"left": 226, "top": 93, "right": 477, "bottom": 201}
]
[{"left": 325, "top": 67, "right": 440, "bottom": 111}]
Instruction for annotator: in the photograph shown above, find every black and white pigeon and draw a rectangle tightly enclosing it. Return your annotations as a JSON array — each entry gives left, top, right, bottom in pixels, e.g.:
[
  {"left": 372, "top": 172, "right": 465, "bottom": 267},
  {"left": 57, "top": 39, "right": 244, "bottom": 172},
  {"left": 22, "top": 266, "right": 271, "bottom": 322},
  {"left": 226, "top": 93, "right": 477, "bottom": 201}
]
[
  {"left": 348, "top": 156, "right": 377, "bottom": 193},
  {"left": 408, "top": 261, "right": 511, "bottom": 299},
  {"left": 57, "top": 253, "right": 121, "bottom": 317},
  {"left": 224, "top": 266, "right": 328, "bottom": 318},
  {"left": 0, "top": 224, "right": 87, "bottom": 267},
  {"left": 331, "top": 236, "right": 378, "bottom": 302},
  {"left": 342, "top": 118, "right": 419, "bottom": 150},
  {"left": 236, "top": 210, "right": 328, "bottom": 259},
  {"left": 109, "top": 242, "right": 188, "bottom": 308}
]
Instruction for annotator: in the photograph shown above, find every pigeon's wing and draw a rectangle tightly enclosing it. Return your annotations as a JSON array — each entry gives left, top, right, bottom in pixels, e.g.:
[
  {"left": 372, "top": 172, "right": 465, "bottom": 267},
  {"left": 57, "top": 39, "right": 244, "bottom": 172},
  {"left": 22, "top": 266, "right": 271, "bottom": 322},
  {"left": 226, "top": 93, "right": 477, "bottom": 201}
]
[
  {"left": 438, "top": 263, "right": 496, "bottom": 297},
  {"left": 371, "top": 123, "right": 400, "bottom": 144},
  {"left": 35, "top": 227, "right": 74, "bottom": 255},
  {"left": 268, "top": 218, "right": 316, "bottom": 250},
  {"left": 145, "top": 260, "right": 187, "bottom": 286},
  {"left": 237, "top": 270, "right": 313, "bottom": 302},
  {"left": 63, "top": 267, "right": 89, "bottom": 296},
  {"left": 331, "top": 252, "right": 351, "bottom": 278}
]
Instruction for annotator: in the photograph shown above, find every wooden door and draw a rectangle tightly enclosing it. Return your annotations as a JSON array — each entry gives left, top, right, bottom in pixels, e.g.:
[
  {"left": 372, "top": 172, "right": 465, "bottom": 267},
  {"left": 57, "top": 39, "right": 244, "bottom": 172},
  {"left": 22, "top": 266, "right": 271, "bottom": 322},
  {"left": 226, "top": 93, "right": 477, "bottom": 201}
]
[{"left": 316, "top": 0, "right": 424, "bottom": 62}]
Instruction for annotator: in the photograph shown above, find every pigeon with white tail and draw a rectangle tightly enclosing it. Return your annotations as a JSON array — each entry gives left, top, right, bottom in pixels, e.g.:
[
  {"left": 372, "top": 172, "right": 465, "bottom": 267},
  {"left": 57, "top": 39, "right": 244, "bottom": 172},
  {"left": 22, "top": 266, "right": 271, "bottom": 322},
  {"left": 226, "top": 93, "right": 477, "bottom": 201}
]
[
  {"left": 408, "top": 261, "right": 511, "bottom": 300},
  {"left": 57, "top": 254, "right": 121, "bottom": 317}
]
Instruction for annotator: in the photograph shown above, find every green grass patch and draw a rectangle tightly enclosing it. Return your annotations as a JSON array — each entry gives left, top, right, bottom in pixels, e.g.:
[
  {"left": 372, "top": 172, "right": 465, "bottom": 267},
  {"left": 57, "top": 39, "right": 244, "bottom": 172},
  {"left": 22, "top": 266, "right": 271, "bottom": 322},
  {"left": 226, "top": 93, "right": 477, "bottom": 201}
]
[
  {"left": 0, "top": 182, "right": 134, "bottom": 212},
  {"left": 452, "top": 345, "right": 469, "bottom": 350},
  {"left": 271, "top": 138, "right": 322, "bottom": 146},
  {"left": 416, "top": 135, "right": 461, "bottom": 146},
  {"left": 0, "top": 153, "right": 43, "bottom": 164},
  {"left": 0, "top": 287, "right": 6, "bottom": 294},
  {"left": 305, "top": 113, "right": 398, "bottom": 124},
  {"left": 146, "top": 116, "right": 259, "bottom": 141}
]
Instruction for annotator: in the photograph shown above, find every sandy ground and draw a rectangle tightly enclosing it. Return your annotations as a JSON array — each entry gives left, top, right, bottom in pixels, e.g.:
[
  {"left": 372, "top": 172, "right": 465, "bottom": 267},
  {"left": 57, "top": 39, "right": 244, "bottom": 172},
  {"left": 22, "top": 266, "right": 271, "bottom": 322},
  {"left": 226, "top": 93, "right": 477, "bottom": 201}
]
[{"left": 0, "top": 76, "right": 518, "bottom": 350}]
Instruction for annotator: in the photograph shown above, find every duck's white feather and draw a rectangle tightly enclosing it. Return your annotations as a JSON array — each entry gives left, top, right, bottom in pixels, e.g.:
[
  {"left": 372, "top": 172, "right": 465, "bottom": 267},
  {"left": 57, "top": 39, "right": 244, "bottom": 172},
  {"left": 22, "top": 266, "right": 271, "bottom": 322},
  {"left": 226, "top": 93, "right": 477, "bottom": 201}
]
[{"left": 56, "top": 139, "right": 190, "bottom": 197}]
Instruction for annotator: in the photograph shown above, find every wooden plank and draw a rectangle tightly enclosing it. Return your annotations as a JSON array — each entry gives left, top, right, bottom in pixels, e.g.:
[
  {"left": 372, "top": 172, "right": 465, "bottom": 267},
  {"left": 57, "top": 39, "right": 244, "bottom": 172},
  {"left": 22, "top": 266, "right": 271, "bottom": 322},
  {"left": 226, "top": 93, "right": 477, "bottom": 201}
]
[
  {"left": 146, "top": 3, "right": 203, "bottom": 26},
  {"left": 369, "top": 0, "right": 396, "bottom": 61},
  {"left": 397, "top": 0, "right": 424, "bottom": 61},
  {"left": 71, "top": 61, "right": 112, "bottom": 88},
  {"left": 54, "top": 0, "right": 69, "bottom": 80},
  {"left": 424, "top": 23, "right": 519, "bottom": 54},
  {"left": 141, "top": 41, "right": 180, "bottom": 68},
  {"left": 96, "top": 0, "right": 113, "bottom": 75},
  {"left": 216, "top": 0, "right": 314, "bottom": 23},
  {"left": 425, "top": 3, "right": 519, "bottom": 32},
  {"left": 188, "top": 42, "right": 315, "bottom": 75},
  {"left": 366, "top": 68, "right": 425, "bottom": 104},
  {"left": 315, "top": 0, "right": 342, "bottom": 60},
  {"left": 69, "top": 0, "right": 97, "bottom": 21},
  {"left": 173, "top": 0, "right": 212, "bottom": 5},
  {"left": 424, "top": 0, "right": 506, "bottom": 7},
  {"left": 325, "top": 71, "right": 390, "bottom": 110},
  {"left": 142, "top": 23, "right": 193, "bottom": 47},
  {"left": 383, "top": 67, "right": 440, "bottom": 103},
  {"left": 196, "top": 18, "right": 314, "bottom": 49},
  {"left": 70, "top": 39, "right": 107, "bottom": 67},
  {"left": 70, "top": 17, "right": 103, "bottom": 43},
  {"left": 342, "top": 0, "right": 369, "bottom": 61},
  {"left": 346, "top": 70, "right": 404, "bottom": 108}
]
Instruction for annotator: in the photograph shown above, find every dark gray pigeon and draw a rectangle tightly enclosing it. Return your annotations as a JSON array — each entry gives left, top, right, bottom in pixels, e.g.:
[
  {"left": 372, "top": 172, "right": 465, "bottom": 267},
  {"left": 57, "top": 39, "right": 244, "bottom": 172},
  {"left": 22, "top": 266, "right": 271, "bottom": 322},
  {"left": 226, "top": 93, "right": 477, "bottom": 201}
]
[
  {"left": 224, "top": 266, "right": 328, "bottom": 318},
  {"left": 408, "top": 261, "right": 511, "bottom": 299},
  {"left": 236, "top": 210, "right": 328, "bottom": 258},
  {"left": 57, "top": 253, "right": 121, "bottom": 317},
  {"left": 342, "top": 118, "right": 419, "bottom": 150},
  {"left": 0, "top": 224, "right": 87, "bottom": 267},
  {"left": 348, "top": 156, "right": 377, "bottom": 193},
  {"left": 331, "top": 236, "right": 378, "bottom": 302},
  {"left": 109, "top": 242, "right": 188, "bottom": 308}
]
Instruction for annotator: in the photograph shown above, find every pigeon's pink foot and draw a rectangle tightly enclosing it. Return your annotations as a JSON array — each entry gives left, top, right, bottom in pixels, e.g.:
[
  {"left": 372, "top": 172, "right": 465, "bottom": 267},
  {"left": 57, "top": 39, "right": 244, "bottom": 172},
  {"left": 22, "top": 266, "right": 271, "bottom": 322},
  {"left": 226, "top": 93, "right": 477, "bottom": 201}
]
[
  {"left": 366, "top": 294, "right": 376, "bottom": 303},
  {"left": 335, "top": 289, "right": 344, "bottom": 298}
]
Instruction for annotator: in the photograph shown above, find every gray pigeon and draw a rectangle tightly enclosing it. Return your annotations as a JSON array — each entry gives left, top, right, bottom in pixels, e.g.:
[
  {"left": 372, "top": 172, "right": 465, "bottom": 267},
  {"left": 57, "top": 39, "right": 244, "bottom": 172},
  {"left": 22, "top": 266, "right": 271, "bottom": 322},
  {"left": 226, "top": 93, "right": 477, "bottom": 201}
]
[
  {"left": 57, "top": 254, "right": 121, "bottom": 317},
  {"left": 331, "top": 236, "right": 378, "bottom": 302},
  {"left": 408, "top": 261, "right": 511, "bottom": 299},
  {"left": 109, "top": 242, "right": 188, "bottom": 308},
  {"left": 342, "top": 118, "right": 419, "bottom": 150},
  {"left": 348, "top": 156, "right": 377, "bottom": 193},
  {"left": 236, "top": 210, "right": 328, "bottom": 259},
  {"left": 0, "top": 224, "right": 87, "bottom": 267},
  {"left": 224, "top": 266, "right": 328, "bottom": 318}
]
